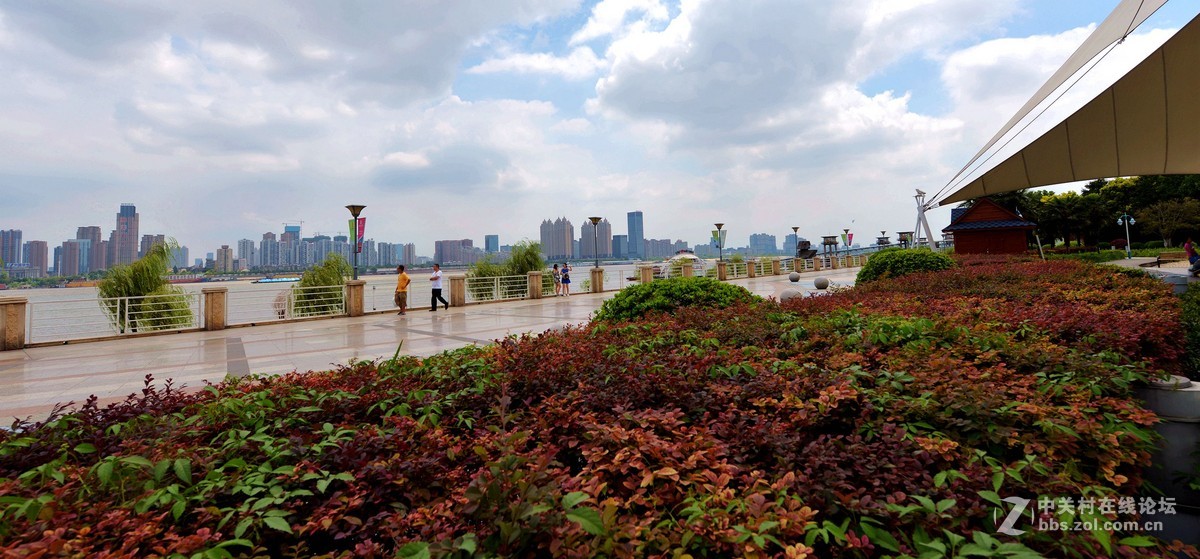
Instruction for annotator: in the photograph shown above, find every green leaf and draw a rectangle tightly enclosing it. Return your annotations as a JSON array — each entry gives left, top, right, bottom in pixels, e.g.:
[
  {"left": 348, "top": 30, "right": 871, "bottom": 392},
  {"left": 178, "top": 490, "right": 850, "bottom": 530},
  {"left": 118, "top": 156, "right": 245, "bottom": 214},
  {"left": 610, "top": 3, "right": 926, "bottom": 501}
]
[
  {"left": 74, "top": 443, "right": 96, "bottom": 454},
  {"left": 396, "top": 542, "right": 431, "bottom": 559},
  {"left": 96, "top": 460, "right": 114, "bottom": 486},
  {"left": 859, "top": 523, "right": 901, "bottom": 553},
  {"left": 174, "top": 459, "right": 193, "bottom": 485},
  {"left": 978, "top": 490, "right": 1002, "bottom": 507},
  {"left": 567, "top": 507, "right": 606, "bottom": 536},
  {"left": 1118, "top": 536, "right": 1157, "bottom": 547},
  {"left": 234, "top": 517, "right": 254, "bottom": 538},
  {"left": 562, "top": 491, "right": 589, "bottom": 509},
  {"left": 262, "top": 516, "right": 292, "bottom": 534}
]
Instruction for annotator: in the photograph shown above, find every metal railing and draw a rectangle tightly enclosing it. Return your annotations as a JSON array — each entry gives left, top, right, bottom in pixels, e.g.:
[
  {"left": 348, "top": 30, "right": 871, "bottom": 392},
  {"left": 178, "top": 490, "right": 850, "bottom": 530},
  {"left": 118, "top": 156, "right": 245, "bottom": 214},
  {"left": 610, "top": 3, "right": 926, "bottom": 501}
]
[
  {"left": 465, "top": 275, "right": 529, "bottom": 303},
  {"left": 27, "top": 292, "right": 201, "bottom": 344},
  {"left": 727, "top": 262, "right": 748, "bottom": 279},
  {"left": 367, "top": 282, "right": 433, "bottom": 313}
]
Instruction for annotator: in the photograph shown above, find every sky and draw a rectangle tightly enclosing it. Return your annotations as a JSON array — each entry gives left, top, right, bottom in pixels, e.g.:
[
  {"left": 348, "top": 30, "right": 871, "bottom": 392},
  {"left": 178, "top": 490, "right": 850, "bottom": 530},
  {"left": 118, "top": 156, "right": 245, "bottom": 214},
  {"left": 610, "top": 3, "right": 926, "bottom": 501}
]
[{"left": 1, "top": 0, "right": 1197, "bottom": 257}]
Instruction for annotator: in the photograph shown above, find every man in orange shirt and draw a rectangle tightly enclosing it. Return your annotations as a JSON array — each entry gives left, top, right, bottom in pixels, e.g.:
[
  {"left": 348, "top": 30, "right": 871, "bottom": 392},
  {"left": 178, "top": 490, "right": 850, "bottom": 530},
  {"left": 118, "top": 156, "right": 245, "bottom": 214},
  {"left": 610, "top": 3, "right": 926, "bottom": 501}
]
[{"left": 394, "top": 265, "right": 411, "bottom": 315}]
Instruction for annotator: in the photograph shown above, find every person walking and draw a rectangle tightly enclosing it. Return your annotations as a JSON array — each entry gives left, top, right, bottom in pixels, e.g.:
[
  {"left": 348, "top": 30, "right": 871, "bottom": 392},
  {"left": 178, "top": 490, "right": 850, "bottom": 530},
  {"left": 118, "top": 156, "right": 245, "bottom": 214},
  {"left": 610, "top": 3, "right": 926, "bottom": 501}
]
[
  {"left": 394, "top": 265, "right": 410, "bottom": 315},
  {"left": 1186, "top": 237, "right": 1199, "bottom": 274},
  {"left": 560, "top": 263, "right": 572, "bottom": 297},
  {"left": 552, "top": 264, "right": 562, "bottom": 296},
  {"left": 430, "top": 263, "right": 449, "bottom": 311}
]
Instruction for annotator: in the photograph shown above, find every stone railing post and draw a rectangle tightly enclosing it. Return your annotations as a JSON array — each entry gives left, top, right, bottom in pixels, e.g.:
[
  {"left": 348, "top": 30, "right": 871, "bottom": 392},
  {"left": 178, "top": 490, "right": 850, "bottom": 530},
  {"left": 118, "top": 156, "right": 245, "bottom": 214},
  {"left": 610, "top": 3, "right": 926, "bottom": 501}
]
[
  {"left": 639, "top": 266, "right": 654, "bottom": 283},
  {"left": 590, "top": 267, "right": 605, "bottom": 293},
  {"left": 771, "top": 259, "right": 782, "bottom": 275},
  {"left": 717, "top": 261, "right": 728, "bottom": 281},
  {"left": 201, "top": 287, "right": 228, "bottom": 331},
  {"left": 0, "top": 297, "right": 28, "bottom": 351},
  {"left": 345, "top": 280, "right": 366, "bottom": 317},
  {"left": 814, "top": 258, "right": 823, "bottom": 271},
  {"left": 748, "top": 261, "right": 757, "bottom": 278},
  {"left": 681, "top": 264, "right": 694, "bottom": 278},
  {"left": 449, "top": 275, "right": 466, "bottom": 307},
  {"left": 528, "top": 271, "right": 543, "bottom": 299}
]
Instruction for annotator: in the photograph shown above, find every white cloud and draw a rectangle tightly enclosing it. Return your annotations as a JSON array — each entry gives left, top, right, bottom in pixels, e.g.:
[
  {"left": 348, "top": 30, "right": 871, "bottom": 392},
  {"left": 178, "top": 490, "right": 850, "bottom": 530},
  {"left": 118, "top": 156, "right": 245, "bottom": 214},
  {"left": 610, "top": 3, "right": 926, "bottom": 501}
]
[
  {"left": 569, "top": 0, "right": 669, "bottom": 45},
  {"left": 467, "top": 46, "right": 605, "bottom": 79}
]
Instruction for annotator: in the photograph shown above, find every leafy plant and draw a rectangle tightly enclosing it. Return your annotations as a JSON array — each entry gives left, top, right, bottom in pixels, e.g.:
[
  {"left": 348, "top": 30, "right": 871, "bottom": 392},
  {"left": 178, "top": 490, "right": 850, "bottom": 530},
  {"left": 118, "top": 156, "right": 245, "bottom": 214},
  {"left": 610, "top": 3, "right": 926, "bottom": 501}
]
[
  {"left": 592, "top": 276, "right": 759, "bottom": 322},
  {"left": 291, "top": 253, "right": 349, "bottom": 317},
  {"left": 97, "top": 239, "right": 193, "bottom": 333},
  {"left": 856, "top": 247, "right": 955, "bottom": 283}
]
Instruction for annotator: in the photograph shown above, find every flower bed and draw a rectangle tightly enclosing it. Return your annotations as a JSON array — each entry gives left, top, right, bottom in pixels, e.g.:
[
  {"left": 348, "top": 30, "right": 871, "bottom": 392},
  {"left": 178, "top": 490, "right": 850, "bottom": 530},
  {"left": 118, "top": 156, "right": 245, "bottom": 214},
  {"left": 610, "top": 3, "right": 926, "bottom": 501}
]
[{"left": 0, "top": 260, "right": 1196, "bottom": 558}]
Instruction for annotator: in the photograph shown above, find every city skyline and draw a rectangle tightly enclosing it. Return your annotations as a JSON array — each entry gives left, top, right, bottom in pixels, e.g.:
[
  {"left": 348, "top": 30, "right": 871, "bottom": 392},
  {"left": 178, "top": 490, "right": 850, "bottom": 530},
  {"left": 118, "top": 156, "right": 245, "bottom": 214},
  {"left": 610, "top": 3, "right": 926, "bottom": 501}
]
[{"left": 2, "top": 2, "right": 1196, "bottom": 256}]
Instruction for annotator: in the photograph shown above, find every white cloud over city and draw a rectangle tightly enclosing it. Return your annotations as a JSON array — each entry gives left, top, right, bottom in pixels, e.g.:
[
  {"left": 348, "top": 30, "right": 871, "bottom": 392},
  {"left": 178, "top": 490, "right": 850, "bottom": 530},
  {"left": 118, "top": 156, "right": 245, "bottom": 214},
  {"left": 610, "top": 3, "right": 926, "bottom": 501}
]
[{"left": 0, "top": 0, "right": 1191, "bottom": 257}]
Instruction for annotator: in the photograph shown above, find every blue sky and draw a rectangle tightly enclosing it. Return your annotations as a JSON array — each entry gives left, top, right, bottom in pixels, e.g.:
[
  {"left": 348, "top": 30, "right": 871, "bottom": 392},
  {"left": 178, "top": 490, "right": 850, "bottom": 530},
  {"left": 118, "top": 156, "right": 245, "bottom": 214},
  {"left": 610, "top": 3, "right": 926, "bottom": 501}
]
[{"left": 0, "top": 0, "right": 1196, "bottom": 257}]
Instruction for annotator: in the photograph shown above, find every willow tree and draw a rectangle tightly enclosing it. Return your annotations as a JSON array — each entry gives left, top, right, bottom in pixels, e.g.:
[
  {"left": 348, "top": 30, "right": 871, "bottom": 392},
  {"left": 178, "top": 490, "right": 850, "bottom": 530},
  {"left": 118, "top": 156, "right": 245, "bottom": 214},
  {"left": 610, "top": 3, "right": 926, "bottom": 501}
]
[
  {"left": 291, "top": 253, "right": 350, "bottom": 317},
  {"left": 97, "top": 240, "right": 192, "bottom": 333}
]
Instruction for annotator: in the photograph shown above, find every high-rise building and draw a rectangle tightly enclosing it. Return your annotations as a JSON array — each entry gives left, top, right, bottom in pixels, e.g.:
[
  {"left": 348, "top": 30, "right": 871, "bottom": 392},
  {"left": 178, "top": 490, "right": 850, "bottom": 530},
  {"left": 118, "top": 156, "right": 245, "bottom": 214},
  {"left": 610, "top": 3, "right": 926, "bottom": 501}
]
[
  {"left": 24, "top": 240, "right": 48, "bottom": 277},
  {"left": 784, "top": 233, "right": 799, "bottom": 256},
  {"left": 400, "top": 243, "right": 416, "bottom": 266},
  {"left": 259, "top": 232, "right": 279, "bottom": 268},
  {"left": 237, "top": 239, "right": 258, "bottom": 268},
  {"left": 627, "top": 211, "right": 644, "bottom": 260},
  {"left": 434, "top": 239, "right": 475, "bottom": 265},
  {"left": 579, "top": 218, "right": 613, "bottom": 259},
  {"left": 281, "top": 224, "right": 302, "bottom": 244},
  {"left": 612, "top": 235, "right": 627, "bottom": 259},
  {"left": 140, "top": 234, "right": 165, "bottom": 259},
  {"left": 749, "top": 234, "right": 777, "bottom": 256},
  {"left": 170, "top": 246, "right": 189, "bottom": 270},
  {"left": 215, "top": 245, "right": 235, "bottom": 273},
  {"left": 539, "top": 217, "right": 574, "bottom": 261},
  {"left": 77, "top": 226, "right": 106, "bottom": 272},
  {"left": 646, "top": 238, "right": 674, "bottom": 259},
  {"left": 115, "top": 204, "right": 139, "bottom": 266},
  {"left": 60, "top": 239, "right": 90, "bottom": 276},
  {"left": 485, "top": 235, "right": 499, "bottom": 253},
  {"left": 0, "top": 229, "right": 21, "bottom": 266}
]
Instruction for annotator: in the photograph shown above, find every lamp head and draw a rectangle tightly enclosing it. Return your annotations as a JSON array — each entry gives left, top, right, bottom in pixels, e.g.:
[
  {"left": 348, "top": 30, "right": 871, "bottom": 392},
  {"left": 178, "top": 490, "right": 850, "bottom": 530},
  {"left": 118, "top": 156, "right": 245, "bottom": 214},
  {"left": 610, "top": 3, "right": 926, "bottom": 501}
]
[
  {"left": 345, "top": 204, "right": 366, "bottom": 218},
  {"left": 1129, "top": 217, "right": 1136, "bottom": 225},
  {"left": 714, "top": 223, "right": 724, "bottom": 230},
  {"left": 588, "top": 216, "right": 602, "bottom": 225}
]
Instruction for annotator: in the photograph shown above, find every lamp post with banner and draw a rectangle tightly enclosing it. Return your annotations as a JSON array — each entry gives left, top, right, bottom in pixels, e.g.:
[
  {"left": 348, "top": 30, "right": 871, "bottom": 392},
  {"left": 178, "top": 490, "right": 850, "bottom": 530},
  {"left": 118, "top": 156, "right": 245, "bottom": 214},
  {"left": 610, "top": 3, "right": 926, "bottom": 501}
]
[
  {"left": 346, "top": 204, "right": 366, "bottom": 280},
  {"left": 713, "top": 223, "right": 726, "bottom": 262}
]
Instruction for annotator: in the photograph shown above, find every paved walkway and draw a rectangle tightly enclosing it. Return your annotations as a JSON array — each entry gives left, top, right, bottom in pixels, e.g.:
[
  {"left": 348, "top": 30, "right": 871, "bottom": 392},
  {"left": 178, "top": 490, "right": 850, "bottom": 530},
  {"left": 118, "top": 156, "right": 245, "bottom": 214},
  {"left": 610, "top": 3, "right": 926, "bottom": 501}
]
[{"left": 0, "top": 270, "right": 858, "bottom": 422}]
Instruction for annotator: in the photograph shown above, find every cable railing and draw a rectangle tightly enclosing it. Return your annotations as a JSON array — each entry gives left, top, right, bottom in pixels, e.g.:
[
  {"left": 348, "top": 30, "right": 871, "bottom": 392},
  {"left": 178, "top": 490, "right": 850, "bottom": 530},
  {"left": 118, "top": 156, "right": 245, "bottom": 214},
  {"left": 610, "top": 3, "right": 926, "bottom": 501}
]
[{"left": 27, "top": 292, "right": 201, "bottom": 344}]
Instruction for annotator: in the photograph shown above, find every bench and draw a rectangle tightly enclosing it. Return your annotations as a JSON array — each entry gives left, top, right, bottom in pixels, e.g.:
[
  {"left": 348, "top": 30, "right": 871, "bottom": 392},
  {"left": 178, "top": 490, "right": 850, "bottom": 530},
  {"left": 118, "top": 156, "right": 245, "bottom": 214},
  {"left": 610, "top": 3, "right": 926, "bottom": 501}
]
[{"left": 1156, "top": 251, "right": 1188, "bottom": 267}]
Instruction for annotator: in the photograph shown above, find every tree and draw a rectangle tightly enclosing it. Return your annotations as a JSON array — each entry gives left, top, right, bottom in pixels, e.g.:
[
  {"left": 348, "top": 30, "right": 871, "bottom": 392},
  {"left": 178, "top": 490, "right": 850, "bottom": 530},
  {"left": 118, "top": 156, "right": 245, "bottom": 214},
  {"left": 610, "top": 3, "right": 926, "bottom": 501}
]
[
  {"left": 291, "top": 253, "right": 350, "bottom": 317},
  {"left": 98, "top": 240, "right": 192, "bottom": 333},
  {"left": 1137, "top": 198, "right": 1200, "bottom": 247},
  {"left": 468, "top": 241, "right": 548, "bottom": 299}
]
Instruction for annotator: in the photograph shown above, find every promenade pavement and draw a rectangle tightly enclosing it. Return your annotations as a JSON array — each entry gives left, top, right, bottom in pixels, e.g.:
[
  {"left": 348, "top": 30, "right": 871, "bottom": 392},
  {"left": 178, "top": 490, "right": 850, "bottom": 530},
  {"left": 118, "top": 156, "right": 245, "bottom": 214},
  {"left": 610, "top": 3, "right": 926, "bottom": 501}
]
[{"left": 0, "top": 269, "right": 859, "bottom": 423}]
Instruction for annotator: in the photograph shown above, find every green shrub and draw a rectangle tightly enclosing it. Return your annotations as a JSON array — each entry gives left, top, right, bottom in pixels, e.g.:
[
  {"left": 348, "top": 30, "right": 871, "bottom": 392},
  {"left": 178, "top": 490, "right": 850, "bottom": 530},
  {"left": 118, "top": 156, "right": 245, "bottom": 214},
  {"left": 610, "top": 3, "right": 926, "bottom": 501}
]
[
  {"left": 1183, "top": 282, "right": 1200, "bottom": 378},
  {"left": 1145, "top": 240, "right": 1165, "bottom": 249},
  {"left": 855, "top": 247, "right": 955, "bottom": 283},
  {"left": 593, "top": 277, "right": 758, "bottom": 322},
  {"left": 1131, "top": 242, "right": 1148, "bottom": 250},
  {"left": 1097, "top": 242, "right": 1111, "bottom": 250},
  {"left": 1048, "top": 250, "right": 1127, "bottom": 264}
]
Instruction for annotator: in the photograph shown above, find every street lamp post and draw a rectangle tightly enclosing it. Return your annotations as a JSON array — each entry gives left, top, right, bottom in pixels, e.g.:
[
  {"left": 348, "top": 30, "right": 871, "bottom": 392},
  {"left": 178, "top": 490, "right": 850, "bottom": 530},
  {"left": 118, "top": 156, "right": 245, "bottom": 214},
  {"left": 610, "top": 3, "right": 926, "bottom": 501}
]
[
  {"left": 715, "top": 223, "right": 724, "bottom": 262},
  {"left": 791, "top": 226, "right": 799, "bottom": 256},
  {"left": 345, "top": 204, "right": 366, "bottom": 280},
  {"left": 1117, "top": 210, "right": 1136, "bottom": 259},
  {"left": 588, "top": 216, "right": 602, "bottom": 268}
]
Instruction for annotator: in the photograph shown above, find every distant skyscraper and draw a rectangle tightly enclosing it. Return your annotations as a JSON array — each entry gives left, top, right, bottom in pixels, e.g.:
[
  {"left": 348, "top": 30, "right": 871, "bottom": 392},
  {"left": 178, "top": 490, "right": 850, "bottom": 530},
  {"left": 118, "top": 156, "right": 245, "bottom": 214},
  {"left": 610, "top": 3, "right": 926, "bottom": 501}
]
[
  {"left": 215, "top": 245, "right": 234, "bottom": 273},
  {"left": 434, "top": 239, "right": 475, "bottom": 265},
  {"left": 485, "top": 235, "right": 499, "bottom": 253},
  {"left": 115, "top": 204, "right": 139, "bottom": 265},
  {"left": 539, "top": 217, "right": 575, "bottom": 261},
  {"left": 170, "top": 246, "right": 189, "bottom": 270},
  {"left": 0, "top": 229, "right": 21, "bottom": 266},
  {"left": 749, "top": 234, "right": 777, "bottom": 255},
  {"left": 627, "top": 211, "right": 644, "bottom": 260},
  {"left": 60, "top": 239, "right": 89, "bottom": 276},
  {"left": 77, "top": 226, "right": 106, "bottom": 271},
  {"left": 24, "top": 240, "right": 48, "bottom": 277},
  {"left": 400, "top": 243, "right": 416, "bottom": 266},
  {"left": 784, "top": 233, "right": 799, "bottom": 256},
  {"left": 259, "top": 232, "right": 279, "bottom": 268},
  {"left": 237, "top": 239, "right": 258, "bottom": 268},
  {"left": 612, "top": 235, "right": 627, "bottom": 259},
  {"left": 579, "top": 219, "right": 613, "bottom": 258},
  {"left": 140, "top": 234, "right": 165, "bottom": 259},
  {"left": 281, "top": 225, "right": 302, "bottom": 244}
]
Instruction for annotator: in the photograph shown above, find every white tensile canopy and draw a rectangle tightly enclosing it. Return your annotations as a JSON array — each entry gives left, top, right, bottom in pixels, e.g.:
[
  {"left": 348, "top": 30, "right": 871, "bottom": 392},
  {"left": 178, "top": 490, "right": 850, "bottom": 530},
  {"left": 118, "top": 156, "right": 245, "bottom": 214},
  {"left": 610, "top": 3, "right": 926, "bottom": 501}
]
[{"left": 934, "top": 0, "right": 1200, "bottom": 207}]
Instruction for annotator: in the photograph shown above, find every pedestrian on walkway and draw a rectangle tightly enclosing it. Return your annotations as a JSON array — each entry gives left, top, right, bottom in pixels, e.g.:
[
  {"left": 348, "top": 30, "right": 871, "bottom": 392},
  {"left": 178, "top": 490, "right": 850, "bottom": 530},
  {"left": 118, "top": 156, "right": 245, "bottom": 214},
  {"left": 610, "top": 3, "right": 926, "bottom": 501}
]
[
  {"left": 552, "top": 264, "right": 562, "bottom": 296},
  {"left": 430, "top": 264, "right": 449, "bottom": 311},
  {"left": 394, "top": 265, "right": 410, "bottom": 315},
  {"left": 560, "top": 263, "right": 572, "bottom": 296},
  {"left": 1186, "top": 237, "right": 1199, "bottom": 274}
]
